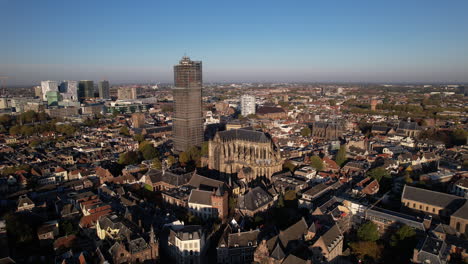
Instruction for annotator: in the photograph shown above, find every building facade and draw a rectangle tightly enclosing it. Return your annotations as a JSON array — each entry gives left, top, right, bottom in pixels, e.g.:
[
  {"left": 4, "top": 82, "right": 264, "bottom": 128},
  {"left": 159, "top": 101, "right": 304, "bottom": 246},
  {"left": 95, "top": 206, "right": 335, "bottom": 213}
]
[
  {"left": 41, "top": 80, "right": 58, "bottom": 101},
  {"left": 172, "top": 56, "right": 203, "bottom": 152},
  {"left": 78, "top": 80, "right": 94, "bottom": 100},
  {"left": 208, "top": 128, "right": 283, "bottom": 180},
  {"left": 98, "top": 80, "right": 110, "bottom": 99},
  {"left": 132, "top": 112, "right": 145, "bottom": 128},
  {"left": 118, "top": 87, "right": 138, "bottom": 100},
  {"left": 240, "top": 95, "right": 255, "bottom": 116},
  {"left": 310, "top": 121, "right": 344, "bottom": 140},
  {"left": 59, "top": 81, "right": 78, "bottom": 101}
]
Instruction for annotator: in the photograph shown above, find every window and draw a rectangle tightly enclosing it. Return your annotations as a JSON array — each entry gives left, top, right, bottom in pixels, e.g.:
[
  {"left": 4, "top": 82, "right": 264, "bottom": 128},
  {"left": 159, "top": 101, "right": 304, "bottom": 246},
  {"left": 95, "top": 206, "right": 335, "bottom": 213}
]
[{"left": 456, "top": 222, "right": 461, "bottom": 232}]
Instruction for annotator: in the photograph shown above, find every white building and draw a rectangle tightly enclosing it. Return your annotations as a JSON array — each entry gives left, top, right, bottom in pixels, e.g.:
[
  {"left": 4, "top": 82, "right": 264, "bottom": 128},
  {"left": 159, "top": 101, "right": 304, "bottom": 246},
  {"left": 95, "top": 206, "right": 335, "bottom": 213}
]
[
  {"left": 59, "top": 81, "right": 78, "bottom": 101},
  {"left": 168, "top": 225, "right": 206, "bottom": 264},
  {"left": 41, "top": 80, "right": 58, "bottom": 101},
  {"left": 240, "top": 95, "right": 255, "bottom": 116}
]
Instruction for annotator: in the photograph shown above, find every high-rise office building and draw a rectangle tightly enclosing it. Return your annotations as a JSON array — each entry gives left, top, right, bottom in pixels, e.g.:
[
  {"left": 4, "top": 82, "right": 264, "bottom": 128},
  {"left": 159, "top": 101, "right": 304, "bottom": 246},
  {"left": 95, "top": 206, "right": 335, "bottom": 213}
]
[
  {"left": 98, "top": 80, "right": 110, "bottom": 99},
  {"left": 40, "top": 80, "right": 58, "bottom": 101},
  {"left": 172, "top": 56, "right": 203, "bottom": 152},
  {"left": 117, "top": 87, "right": 137, "bottom": 100},
  {"left": 59, "top": 81, "right": 78, "bottom": 101},
  {"left": 241, "top": 95, "right": 256, "bottom": 116},
  {"left": 78, "top": 80, "right": 94, "bottom": 100}
]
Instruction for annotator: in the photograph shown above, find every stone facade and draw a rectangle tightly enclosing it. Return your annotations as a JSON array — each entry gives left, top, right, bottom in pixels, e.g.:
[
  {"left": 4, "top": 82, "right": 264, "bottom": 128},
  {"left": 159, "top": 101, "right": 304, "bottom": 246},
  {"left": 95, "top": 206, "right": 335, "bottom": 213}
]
[
  {"left": 310, "top": 121, "right": 344, "bottom": 140},
  {"left": 208, "top": 128, "right": 283, "bottom": 181}
]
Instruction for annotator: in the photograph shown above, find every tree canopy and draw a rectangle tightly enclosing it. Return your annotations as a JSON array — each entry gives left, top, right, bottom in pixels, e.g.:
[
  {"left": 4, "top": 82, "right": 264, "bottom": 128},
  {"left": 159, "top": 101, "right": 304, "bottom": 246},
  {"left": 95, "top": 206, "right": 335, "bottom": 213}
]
[
  {"left": 366, "top": 167, "right": 390, "bottom": 182},
  {"left": 139, "top": 141, "right": 159, "bottom": 160},
  {"left": 357, "top": 221, "right": 380, "bottom": 242},
  {"left": 309, "top": 156, "right": 324, "bottom": 171},
  {"left": 118, "top": 151, "right": 140, "bottom": 165},
  {"left": 179, "top": 152, "right": 190, "bottom": 165},
  {"left": 119, "top": 126, "right": 130, "bottom": 136},
  {"left": 335, "top": 145, "right": 347, "bottom": 167},
  {"left": 301, "top": 126, "right": 311, "bottom": 137}
]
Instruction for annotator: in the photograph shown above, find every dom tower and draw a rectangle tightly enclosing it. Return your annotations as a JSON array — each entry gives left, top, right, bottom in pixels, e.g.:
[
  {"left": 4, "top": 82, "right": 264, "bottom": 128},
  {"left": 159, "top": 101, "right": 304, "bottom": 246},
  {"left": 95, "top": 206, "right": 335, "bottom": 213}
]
[{"left": 172, "top": 56, "right": 203, "bottom": 152}]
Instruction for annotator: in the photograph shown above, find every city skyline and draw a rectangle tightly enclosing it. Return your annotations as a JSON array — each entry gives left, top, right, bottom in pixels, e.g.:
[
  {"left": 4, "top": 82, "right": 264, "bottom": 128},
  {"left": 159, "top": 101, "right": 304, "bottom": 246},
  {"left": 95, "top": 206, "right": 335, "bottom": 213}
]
[{"left": 2, "top": 0, "right": 468, "bottom": 85}]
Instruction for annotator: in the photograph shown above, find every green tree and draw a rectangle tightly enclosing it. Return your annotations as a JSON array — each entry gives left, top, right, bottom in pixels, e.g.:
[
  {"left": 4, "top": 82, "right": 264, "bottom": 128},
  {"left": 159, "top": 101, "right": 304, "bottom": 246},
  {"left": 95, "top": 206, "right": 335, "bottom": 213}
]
[
  {"left": 152, "top": 158, "right": 162, "bottom": 169},
  {"left": 4, "top": 213, "right": 35, "bottom": 244},
  {"left": 187, "top": 146, "right": 201, "bottom": 161},
  {"left": 309, "top": 156, "right": 324, "bottom": 171},
  {"left": 357, "top": 221, "right": 380, "bottom": 242},
  {"left": 284, "top": 190, "right": 297, "bottom": 201},
  {"left": 254, "top": 215, "right": 264, "bottom": 224},
  {"left": 283, "top": 160, "right": 296, "bottom": 172},
  {"left": 20, "top": 125, "right": 35, "bottom": 136},
  {"left": 119, "top": 126, "right": 130, "bottom": 136},
  {"left": 201, "top": 141, "right": 209, "bottom": 156},
  {"left": 118, "top": 151, "right": 140, "bottom": 165},
  {"left": 56, "top": 124, "right": 76, "bottom": 136},
  {"left": 301, "top": 126, "right": 311, "bottom": 137},
  {"left": 451, "top": 128, "right": 468, "bottom": 146},
  {"left": 229, "top": 197, "right": 237, "bottom": 213},
  {"left": 9, "top": 125, "right": 21, "bottom": 135},
  {"left": 179, "top": 152, "right": 190, "bottom": 165},
  {"left": 0, "top": 114, "right": 12, "bottom": 126},
  {"left": 335, "top": 145, "right": 347, "bottom": 167},
  {"left": 277, "top": 194, "right": 285, "bottom": 208},
  {"left": 60, "top": 220, "right": 77, "bottom": 235},
  {"left": 366, "top": 167, "right": 390, "bottom": 182},
  {"left": 139, "top": 141, "right": 159, "bottom": 160},
  {"left": 167, "top": 155, "right": 176, "bottom": 167},
  {"left": 350, "top": 241, "right": 383, "bottom": 262},
  {"left": 390, "top": 225, "right": 416, "bottom": 247},
  {"left": 133, "top": 134, "right": 145, "bottom": 143}
]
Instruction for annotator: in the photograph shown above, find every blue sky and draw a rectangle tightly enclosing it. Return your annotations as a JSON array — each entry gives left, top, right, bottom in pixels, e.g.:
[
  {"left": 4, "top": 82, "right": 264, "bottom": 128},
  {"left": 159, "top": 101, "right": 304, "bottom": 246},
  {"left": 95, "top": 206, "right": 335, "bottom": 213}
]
[{"left": 1, "top": 0, "right": 468, "bottom": 85}]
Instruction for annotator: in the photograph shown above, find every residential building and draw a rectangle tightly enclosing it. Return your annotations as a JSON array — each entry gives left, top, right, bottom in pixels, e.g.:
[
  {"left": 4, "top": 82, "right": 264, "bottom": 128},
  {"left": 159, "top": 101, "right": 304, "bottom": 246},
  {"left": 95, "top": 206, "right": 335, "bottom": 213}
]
[
  {"left": 168, "top": 225, "right": 206, "bottom": 264},
  {"left": 240, "top": 95, "right": 255, "bottom": 116}
]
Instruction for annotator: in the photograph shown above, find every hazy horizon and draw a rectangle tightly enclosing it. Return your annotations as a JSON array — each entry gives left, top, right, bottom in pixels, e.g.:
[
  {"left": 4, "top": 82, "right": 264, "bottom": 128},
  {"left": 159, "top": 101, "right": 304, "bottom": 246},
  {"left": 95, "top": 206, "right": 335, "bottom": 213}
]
[{"left": 2, "top": 0, "right": 468, "bottom": 85}]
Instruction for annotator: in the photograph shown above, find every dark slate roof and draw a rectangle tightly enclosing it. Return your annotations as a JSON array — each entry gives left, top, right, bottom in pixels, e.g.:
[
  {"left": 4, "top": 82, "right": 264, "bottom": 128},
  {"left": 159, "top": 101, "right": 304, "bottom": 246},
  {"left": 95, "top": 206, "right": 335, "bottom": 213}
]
[
  {"left": 402, "top": 185, "right": 464, "bottom": 209},
  {"left": 188, "top": 173, "right": 224, "bottom": 190},
  {"left": 282, "top": 254, "right": 308, "bottom": 264},
  {"left": 270, "top": 241, "right": 286, "bottom": 260},
  {"left": 17, "top": 195, "right": 34, "bottom": 207},
  {"left": 128, "top": 237, "right": 150, "bottom": 254},
  {"left": 278, "top": 218, "right": 308, "bottom": 248},
  {"left": 416, "top": 236, "right": 447, "bottom": 264},
  {"left": 146, "top": 169, "right": 190, "bottom": 187},
  {"left": 371, "top": 125, "right": 389, "bottom": 132},
  {"left": 398, "top": 121, "right": 421, "bottom": 131},
  {"left": 366, "top": 207, "right": 426, "bottom": 230},
  {"left": 320, "top": 224, "right": 343, "bottom": 252},
  {"left": 256, "top": 106, "right": 285, "bottom": 115},
  {"left": 452, "top": 200, "right": 468, "bottom": 220},
  {"left": 227, "top": 230, "right": 259, "bottom": 247},
  {"left": 188, "top": 189, "right": 212, "bottom": 205},
  {"left": 218, "top": 128, "right": 271, "bottom": 143},
  {"left": 238, "top": 187, "right": 273, "bottom": 211}
]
